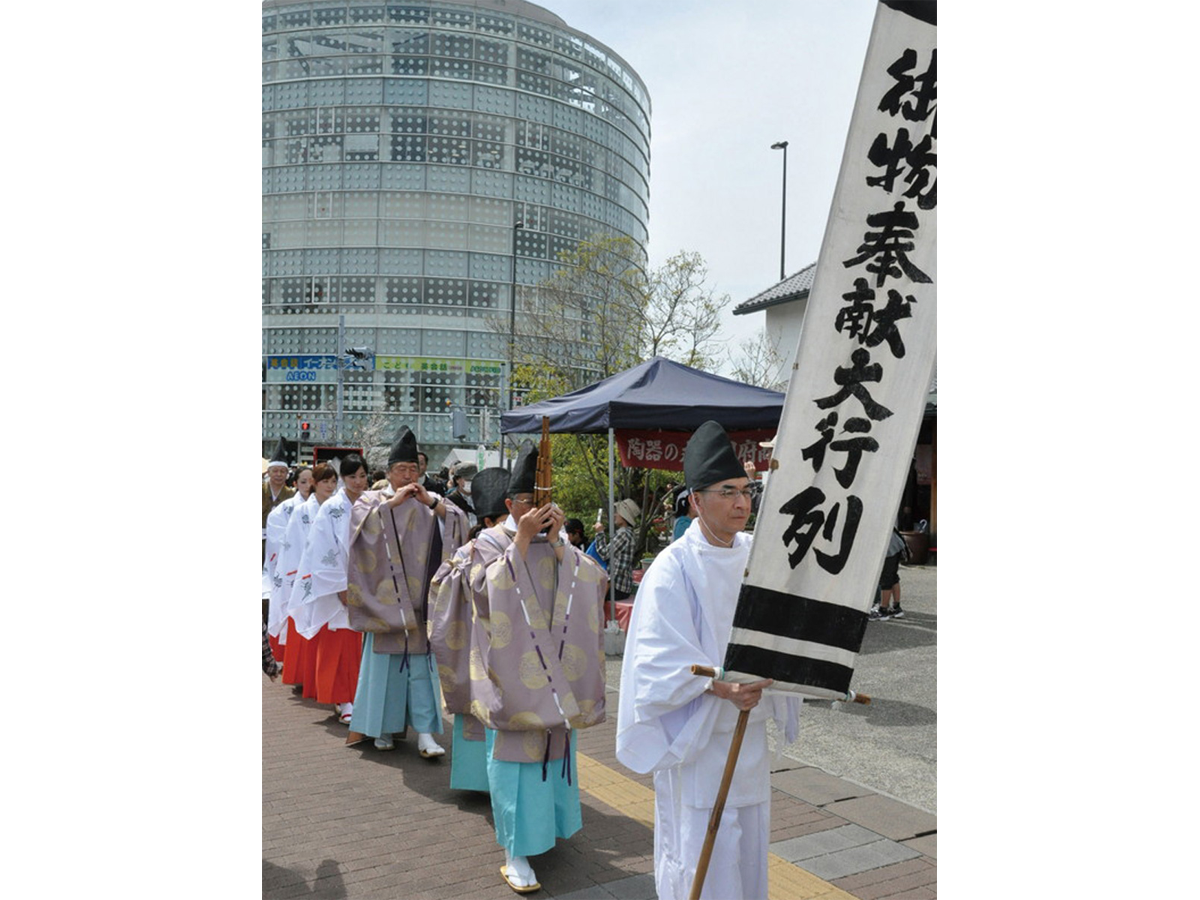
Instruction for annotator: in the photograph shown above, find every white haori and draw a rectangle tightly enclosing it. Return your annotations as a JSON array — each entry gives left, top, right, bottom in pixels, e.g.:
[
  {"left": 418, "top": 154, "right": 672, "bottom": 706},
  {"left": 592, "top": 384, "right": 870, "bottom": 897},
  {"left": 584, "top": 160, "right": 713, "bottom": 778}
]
[
  {"left": 282, "top": 494, "right": 319, "bottom": 623},
  {"left": 616, "top": 524, "right": 799, "bottom": 900},
  {"left": 294, "top": 488, "right": 352, "bottom": 639},
  {"left": 615, "top": 524, "right": 799, "bottom": 801},
  {"left": 265, "top": 493, "right": 305, "bottom": 640}
]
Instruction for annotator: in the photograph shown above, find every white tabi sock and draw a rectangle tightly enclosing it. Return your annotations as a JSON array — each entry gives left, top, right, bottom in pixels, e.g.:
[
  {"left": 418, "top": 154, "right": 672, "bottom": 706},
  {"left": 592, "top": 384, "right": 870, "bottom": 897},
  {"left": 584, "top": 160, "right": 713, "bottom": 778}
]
[
  {"left": 504, "top": 853, "right": 536, "bottom": 887},
  {"left": 417, "top": 732, "right": 445, "bottom": 755}
]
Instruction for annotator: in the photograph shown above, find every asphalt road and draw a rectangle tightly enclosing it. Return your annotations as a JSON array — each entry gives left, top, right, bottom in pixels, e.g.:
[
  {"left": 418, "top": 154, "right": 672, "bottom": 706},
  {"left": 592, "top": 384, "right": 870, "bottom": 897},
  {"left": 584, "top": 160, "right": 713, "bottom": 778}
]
[
  {"left": 606, "top": 562, "right": 937, "bottom": 815},
  {"left": 773, "top": 563, "right": 937, "bottom": 814}
]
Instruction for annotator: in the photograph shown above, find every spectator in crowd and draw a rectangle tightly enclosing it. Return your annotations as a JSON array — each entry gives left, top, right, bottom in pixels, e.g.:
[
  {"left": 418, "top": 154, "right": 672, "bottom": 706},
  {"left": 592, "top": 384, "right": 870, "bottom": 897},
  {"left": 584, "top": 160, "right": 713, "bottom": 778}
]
[
  {"left": 418, "top": 451, "right": 446, "bottom": 496},
  {"left": 444, "top": 462, "right": 478, "bottom": 528},
  {"left": 871, "top": 528, "right": 910, "bottom": 620},
  {"left": 671, "top": 487, "right": 692, "bottom": 542},
  {"left": 593, "top": 498, "right": 640, "bottom": 601},
  {"left": 565, "top": 517, "right": 587, "bottom": 550}
]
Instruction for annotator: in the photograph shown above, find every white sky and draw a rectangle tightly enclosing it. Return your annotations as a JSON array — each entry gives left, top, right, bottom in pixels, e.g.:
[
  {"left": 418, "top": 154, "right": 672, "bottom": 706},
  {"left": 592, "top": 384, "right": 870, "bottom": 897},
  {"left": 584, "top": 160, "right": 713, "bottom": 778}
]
[{"left": 539, "top": 0, "right": 879, "bottom": 372}]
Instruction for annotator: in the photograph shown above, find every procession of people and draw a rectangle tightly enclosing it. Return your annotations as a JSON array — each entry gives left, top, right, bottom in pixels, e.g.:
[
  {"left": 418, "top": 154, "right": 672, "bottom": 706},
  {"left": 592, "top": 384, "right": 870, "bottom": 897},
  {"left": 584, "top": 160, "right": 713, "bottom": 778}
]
[{"left": 262, "top": 422, "right": 792, "bottom": 898}]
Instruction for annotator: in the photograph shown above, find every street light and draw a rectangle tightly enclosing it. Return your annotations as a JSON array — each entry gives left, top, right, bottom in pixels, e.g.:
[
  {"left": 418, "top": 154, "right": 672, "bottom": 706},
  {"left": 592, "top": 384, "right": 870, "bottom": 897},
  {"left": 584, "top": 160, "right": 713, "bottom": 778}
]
[
  {"left": 503, "top": 220, "right": 524, "bottom": 469},
  {"left": 771, "top": 141, "right": 788, "bottom": 282}
]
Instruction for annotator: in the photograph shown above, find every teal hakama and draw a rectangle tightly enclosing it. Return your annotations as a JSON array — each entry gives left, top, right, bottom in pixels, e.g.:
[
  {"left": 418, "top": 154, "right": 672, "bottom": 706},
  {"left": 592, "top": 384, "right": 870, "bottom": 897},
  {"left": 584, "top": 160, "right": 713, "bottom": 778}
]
[
  {"left": 485, "top": 728, "right": 582, "bottom": 857},
  {"left": 450, "top": 715, "right": 491, "bottom": 792},
  {"left": 349, "top": 633, "right": 444, "bottom": 737}
]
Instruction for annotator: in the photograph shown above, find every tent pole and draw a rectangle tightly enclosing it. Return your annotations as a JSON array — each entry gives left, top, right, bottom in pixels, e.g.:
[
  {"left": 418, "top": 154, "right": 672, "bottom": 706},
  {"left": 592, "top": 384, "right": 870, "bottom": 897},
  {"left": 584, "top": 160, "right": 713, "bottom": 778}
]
[{"left": 608, "top": 427, "right": 616, "bottom": 624}]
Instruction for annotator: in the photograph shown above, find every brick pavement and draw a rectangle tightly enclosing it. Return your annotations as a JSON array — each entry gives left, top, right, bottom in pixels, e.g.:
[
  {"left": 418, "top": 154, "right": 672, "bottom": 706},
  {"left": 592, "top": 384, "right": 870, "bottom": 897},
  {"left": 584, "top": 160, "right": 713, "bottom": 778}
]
[{"left": 264, "top": 680, "right": 935, "bottom": 898}]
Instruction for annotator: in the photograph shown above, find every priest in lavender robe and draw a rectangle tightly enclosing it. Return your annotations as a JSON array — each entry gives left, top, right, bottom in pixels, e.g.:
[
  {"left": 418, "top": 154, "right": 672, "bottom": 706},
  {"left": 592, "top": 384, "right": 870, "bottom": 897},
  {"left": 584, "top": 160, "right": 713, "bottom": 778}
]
[
  {"left": 479, "top": 441, "right": 609, "bottom": 894},
  {"left": 346, "top": 427, "right": 468, "bottom": 754},
  {"left": 428, "top": 465, "right": 512, "bottom": 793}
]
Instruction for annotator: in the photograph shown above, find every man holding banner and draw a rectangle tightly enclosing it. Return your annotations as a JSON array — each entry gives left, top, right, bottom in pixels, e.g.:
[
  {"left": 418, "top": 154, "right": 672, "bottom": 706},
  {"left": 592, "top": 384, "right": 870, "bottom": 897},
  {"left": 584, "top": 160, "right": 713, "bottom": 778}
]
[
  {"left": 616, "top": 421, "right": 800, "bottom": 900},
  {"left": 618, "top": 3, "right": 935, "bottom": 895}
]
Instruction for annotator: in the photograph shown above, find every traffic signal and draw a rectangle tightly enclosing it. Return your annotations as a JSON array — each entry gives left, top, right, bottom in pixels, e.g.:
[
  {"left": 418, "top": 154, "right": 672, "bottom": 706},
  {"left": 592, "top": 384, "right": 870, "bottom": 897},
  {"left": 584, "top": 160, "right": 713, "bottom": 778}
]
[{"left": 301, "top": 421, "right": 310, "bottom": 440}]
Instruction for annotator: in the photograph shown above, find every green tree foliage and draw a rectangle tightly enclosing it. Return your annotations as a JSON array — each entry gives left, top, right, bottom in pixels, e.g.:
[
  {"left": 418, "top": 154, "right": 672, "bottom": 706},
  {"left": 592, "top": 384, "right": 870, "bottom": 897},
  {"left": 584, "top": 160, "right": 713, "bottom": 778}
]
[{"left": 497, "top": 235, "right": 731, "bottom": 560}]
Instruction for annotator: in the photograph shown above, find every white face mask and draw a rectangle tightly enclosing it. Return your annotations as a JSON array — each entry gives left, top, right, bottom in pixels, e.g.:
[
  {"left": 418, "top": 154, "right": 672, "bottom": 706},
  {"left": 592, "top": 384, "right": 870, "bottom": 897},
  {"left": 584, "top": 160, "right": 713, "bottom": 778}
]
[{"left": 461, "top": 480, "right": 472, "bottom": 496}]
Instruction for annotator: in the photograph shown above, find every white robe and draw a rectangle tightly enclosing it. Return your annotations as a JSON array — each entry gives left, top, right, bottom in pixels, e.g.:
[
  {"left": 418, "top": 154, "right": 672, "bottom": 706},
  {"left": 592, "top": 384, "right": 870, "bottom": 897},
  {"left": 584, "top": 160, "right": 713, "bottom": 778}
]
[
  {"left": 292, "top": 488, "right": 352, "bottom": 639},
  {"left": 265, "top": 492, "right": 306, "bottom": 641},
  {"left": 616, "top": 520, "right": 799, "bottom": 900},
  {"left": 281, "top": 494, "right": 318, "bottom": 626}
]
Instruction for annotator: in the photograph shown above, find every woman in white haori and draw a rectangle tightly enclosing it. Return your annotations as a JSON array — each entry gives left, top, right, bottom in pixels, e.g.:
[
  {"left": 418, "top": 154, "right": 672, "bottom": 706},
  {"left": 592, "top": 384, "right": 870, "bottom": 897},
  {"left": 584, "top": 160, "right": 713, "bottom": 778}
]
[
  {"left": 265, "top": 466, "right": 312, "bottom": 663},
  {"left": 292, "top": 454, "right": 369, "bottom": 724}
]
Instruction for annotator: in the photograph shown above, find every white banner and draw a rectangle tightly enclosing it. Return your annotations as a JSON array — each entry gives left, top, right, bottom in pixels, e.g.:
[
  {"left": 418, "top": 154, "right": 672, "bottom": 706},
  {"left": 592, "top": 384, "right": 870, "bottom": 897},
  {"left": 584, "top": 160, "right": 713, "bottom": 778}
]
[{"left": 724, "top": 0, "right": 936, "bottom": 699}]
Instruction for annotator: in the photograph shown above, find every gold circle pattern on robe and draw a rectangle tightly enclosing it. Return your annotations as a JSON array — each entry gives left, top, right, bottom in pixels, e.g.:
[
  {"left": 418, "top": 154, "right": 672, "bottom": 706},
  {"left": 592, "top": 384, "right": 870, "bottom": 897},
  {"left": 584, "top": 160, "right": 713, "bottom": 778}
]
[
  {"left": 355, "top": 548, "right": 377, "bottom": 574},
  {"left": 438, "top": 664, "right": 458, "bottom": 691},
  {"left": 361, "top": 512, "right": 383, "bottom": 536},
  {"left": 518, "top": 651, "right": 549, "bottom": 690},
  {"left": 406, "top": 575, "right": 423, "bottom": 603},
  {"left": 469, "top": 644, "right": 487, "bottom": 681},
  {"left": 488, "top": 560, "right": 516, "bottom": 592},
  {"left": 536, "top": 553, "right": 556, "bottom": 590},
  {"left": 577, "top": 556, "right": 602, "bottom": 582},
  {"left": 375, "top": 578, "right": 398, "bottom": 606},
  {"left": 508, "top": 710, "right": 545, "bottom": 730},
  {"left": 522, "top": 599, "right": 549, "bottom": 632},
  {"left": 444, "top": 619, "right": 468, "bottom": 651},
  {"left": 571, "top": 698, "right": 601, "bottom": 728},
  {"left": 428, "top": 585, "right": 447, "bottom": 617},
  {"left": 489, "top": 610, "right": 513, "bottom": 648},
  {"left": 346, "top": 583, "right": 365, "bottom": 607},
  {"left": 364, "top": 616, "right": 390, "bottom": 632},
  {"left": 522, "top": 730, "right": 546, "bottom": 761},
  {"left": 469, "top": 698, "right": 492, "bottom": 728},
  {"left": 560, "top": 642, "right": 588, "bottom": 681}
]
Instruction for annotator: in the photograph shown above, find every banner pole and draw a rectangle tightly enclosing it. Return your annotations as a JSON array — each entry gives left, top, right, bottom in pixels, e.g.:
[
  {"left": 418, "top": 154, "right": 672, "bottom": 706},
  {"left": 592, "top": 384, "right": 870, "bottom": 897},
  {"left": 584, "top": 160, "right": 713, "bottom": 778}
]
[
  {"left": 683, "top": 666, "right": 871, "bottom": 899},
  {"left": 687, "top": 664, "right": 750, "bottom": 900}
]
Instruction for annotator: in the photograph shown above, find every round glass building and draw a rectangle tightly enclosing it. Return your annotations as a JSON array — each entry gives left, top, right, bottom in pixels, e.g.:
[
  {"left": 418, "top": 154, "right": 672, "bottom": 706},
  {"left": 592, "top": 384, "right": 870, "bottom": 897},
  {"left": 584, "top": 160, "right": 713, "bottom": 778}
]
[{"left": 261, "top": 0, "right": 651, "bottom": 459}]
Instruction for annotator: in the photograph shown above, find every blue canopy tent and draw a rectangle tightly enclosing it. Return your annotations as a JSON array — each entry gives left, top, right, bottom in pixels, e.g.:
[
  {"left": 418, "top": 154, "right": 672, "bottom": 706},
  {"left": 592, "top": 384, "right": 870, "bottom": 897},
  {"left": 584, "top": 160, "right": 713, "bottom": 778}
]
[
  {"left": 500, "top": 357, "right": 785, "bottom": 629},
  {"left": 499, "top": 356, "right": 785, "bottom": 434}
]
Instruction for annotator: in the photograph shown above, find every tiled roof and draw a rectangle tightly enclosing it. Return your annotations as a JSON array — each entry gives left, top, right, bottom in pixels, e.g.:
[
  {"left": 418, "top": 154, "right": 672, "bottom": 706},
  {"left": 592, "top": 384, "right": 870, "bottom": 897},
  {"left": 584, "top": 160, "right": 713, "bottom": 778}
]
[{"left": 732, "top": 262, "right": 818, "bottom": 315}]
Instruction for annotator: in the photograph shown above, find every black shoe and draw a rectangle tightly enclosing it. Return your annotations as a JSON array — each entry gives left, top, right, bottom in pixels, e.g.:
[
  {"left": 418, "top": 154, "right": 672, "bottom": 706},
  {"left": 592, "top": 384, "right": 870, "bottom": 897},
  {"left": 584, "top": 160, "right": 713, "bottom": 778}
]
[
  {"left": 886, "top": 605, "right": 904, "bottom": 619},
  {"left": 868, "top": 606, "right": 884, "bottom": 620}
]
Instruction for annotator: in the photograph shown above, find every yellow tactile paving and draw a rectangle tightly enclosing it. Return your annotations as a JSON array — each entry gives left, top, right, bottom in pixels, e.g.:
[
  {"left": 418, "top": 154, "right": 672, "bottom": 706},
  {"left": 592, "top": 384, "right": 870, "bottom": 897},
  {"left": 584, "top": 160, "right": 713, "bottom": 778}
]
[{"left": 577, "top": 751, "right": 859, "bottom": 900}]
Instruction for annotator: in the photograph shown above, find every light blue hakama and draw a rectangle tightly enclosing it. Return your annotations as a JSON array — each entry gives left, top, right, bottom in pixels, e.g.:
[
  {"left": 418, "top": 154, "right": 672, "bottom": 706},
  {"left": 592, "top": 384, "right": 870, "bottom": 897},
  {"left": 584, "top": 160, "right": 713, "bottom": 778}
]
[
  {"left": 348, "top": 633, "right": 444, "bottom": 737},
  {"left": 485, "top": 728, "right": 582, "bottom": 857},
  {"left": 450, "top": 715, "right": 491, "bottom": 792}
]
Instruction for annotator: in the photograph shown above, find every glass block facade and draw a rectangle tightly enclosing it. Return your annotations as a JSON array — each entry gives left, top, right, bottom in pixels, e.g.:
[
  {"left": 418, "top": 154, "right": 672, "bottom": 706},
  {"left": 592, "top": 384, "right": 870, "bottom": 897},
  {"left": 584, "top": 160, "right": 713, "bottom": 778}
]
[{"left": 262, "top": 0, "right": 652, "bottom": 457}]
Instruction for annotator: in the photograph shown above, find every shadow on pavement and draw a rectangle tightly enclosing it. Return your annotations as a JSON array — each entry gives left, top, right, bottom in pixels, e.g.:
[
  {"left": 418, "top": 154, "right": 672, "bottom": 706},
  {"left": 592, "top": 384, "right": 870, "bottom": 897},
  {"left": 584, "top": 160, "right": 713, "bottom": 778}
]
[
  {"left": 280, "top": 709, "right": 655, "bottom": 894},
  {"left": 804, "top": 697, "right": 935, "bottom": 728},
  {"left": 856, "top": 613, "right": 937, "bottom": 656},
  {"left": 264, "top": 858, "right": 346, "bottom": 900}
]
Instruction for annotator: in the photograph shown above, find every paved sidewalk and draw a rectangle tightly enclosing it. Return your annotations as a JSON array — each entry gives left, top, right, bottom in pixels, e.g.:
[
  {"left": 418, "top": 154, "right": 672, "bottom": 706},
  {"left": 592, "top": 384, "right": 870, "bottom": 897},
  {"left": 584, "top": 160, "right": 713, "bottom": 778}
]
[{"left": 264, "top": 678, "right": 936, "bottom": 898}]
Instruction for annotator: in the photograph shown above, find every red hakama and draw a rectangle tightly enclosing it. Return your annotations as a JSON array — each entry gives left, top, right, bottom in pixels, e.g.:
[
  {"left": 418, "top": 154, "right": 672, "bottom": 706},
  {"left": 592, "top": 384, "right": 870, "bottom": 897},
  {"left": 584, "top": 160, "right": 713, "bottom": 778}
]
[
  {"left": 281, "top": 618, "right": 312, "bottom": 692},
  {"left": 313, "top": 625, "right": 363, "bottom": 706}
]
